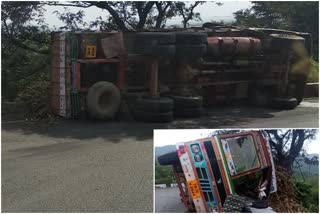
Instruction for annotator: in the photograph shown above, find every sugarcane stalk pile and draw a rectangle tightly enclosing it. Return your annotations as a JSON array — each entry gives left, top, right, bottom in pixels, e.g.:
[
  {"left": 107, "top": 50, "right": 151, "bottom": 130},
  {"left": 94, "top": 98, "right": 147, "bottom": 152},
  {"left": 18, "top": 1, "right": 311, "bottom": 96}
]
[
  {"left": 269, "top": 166, "right": 307, "bottom": 213},
  {"left": 18, "top": 77, "right": 53, "bottom": 120}
]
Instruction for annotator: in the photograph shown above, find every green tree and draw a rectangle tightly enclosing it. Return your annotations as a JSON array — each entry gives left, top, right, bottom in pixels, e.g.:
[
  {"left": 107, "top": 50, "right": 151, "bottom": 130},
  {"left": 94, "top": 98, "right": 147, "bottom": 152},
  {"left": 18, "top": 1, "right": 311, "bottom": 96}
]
[
  {"left": 303, "top": 156, "right": 319, "bottom": 176},
  {"left": 174, "top": 1, "right": 204, "bottom": 28},
  {"left": 155, "top": 161, "right": 175, "bottom": 185},
  {"left": 1, "top": 1, "right": 50, "bottom": 101},
  {"left": 48, "top": 1, "right": 217, "bottom": 30},
  {"left": 265, "top": 129, "right": 318, "bottom": 173}
]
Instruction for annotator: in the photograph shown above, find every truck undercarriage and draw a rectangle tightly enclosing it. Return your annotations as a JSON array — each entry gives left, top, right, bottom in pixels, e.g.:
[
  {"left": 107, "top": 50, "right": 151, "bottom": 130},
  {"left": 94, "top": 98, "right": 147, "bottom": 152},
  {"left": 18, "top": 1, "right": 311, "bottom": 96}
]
[{"left": 51, "top": 24, "right": 312, "bottom": 121}]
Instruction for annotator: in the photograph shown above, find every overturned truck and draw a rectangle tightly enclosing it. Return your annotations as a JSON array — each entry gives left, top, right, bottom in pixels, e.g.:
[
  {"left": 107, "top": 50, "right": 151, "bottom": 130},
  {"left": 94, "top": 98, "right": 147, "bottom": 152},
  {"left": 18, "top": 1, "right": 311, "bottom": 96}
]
[
  {"left": 157, "top": 131, "right": 277, "bottom": 212},
  {"left": 51, "top": 25, "right": 312, "bottom": 122}
]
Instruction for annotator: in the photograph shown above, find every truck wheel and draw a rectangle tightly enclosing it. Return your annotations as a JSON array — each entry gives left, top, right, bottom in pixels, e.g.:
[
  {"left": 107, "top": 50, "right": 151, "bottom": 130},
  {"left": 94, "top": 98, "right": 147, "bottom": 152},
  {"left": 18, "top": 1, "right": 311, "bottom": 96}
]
[
  {"left": 135, "top": 97, "right": 173, "bottom": 113},
  {"left": 135, "top": 44, "right": 175, "bottom": 57},
  {"left": 292, "top": 76, "right": 307, "bottom": 104},
  {"left": 175, "top": 32, "right": 207, "bottom": 44},
  {"left": 270, "top": 97, "right": 298, "bottom": 110},
  {"left": 158, "top": 151, "right": 179, "bottom": 165},
  {"left": 170, "top": 95, "right": 203, "bottom": 108},
  {"left": 86, "top": 81, "right": 121, "bottom": 120},
  {"left": 133, "top": 110, "right": 173, "bottom": 123},
  {"left": 135, "top": 32, "right": 176, "bottom": 45},
  {"left": 173, "top": 107, "right": 203, "bottom": 118},
  {"left": 176, "top": 44, "right": 207, "bottom": 59}
]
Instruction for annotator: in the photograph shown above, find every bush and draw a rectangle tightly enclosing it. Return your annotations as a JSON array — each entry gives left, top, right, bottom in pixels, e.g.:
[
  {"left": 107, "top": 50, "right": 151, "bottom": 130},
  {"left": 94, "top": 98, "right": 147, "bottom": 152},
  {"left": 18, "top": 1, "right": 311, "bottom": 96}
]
[
  {"left": 295, "top": 181, "right": 319, "bottom": 213},
  {"left": 307, "top": 59, "right": 319, "bottom": 83},
  {"left": 155, "top": 165, "right": 175, "bottom": 185},
  {"left": 17, "top": 72, "right": 52, "bottom": 119}
]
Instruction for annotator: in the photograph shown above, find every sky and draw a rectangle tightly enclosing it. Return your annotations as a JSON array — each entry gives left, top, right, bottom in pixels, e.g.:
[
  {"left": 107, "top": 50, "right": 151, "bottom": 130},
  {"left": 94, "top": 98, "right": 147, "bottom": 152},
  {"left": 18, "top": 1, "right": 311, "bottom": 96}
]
[
  {"left": 42, "top": 1, "right": 253, "bottom": 29},
  {"left": 154, "top": 129, "right": 320, "bottom": 154}
]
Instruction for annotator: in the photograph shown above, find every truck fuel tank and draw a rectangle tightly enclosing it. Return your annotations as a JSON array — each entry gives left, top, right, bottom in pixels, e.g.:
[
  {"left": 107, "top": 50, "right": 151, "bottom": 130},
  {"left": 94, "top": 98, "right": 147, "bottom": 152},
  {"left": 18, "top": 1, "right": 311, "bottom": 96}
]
[{"left": 207, "top": 37, "right": 261, "bottom": 56}]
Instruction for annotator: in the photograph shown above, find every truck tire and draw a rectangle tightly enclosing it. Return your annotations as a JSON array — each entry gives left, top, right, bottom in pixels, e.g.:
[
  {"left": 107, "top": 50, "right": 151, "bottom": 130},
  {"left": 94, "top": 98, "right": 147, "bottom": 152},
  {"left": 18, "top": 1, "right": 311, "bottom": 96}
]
[
  {"left": 135, "top": 44, "right": 175, "bottom": 57},
  {"left": 175, "top": 32, "right": 207, "bottom": 44},
  {"left": 87, "top": 81, "right": 121, "bottom": 120},
  {"left": 135, "top": 32, "right": 176, "bottom": 45},
  {"left": 173, "top": 107, "right": 203, "bottom": 118},
  {"left": 292, "top": 76, "right": 307, "bottom": 104},
  {"left": 176, "top": 44, "right": 207, "bottom": 59},
  {"left": 170, "top": 95, "right": 203, "bottom": 108},
  {"left": 158, "top": 151, "right": 179, "bottom": 165},
  {"left": 135, "top": 97, "right": 173, "bottom": 113},
  {"left": 223, "top": 194, "right": 249, "bottom": 213},
  {"left": 133, "top": 110, "right": 173, "bottom": 123},
  {"left": 270, "top": 97, "right": 298, "bottom": 110}
]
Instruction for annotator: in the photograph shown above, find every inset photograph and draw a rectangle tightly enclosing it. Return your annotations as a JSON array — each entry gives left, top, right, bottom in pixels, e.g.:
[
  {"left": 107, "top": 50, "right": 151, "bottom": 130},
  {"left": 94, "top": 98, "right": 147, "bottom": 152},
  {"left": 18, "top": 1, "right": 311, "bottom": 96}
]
[{"left": 154, "top": 129, "right": 319, "bottom": 213}]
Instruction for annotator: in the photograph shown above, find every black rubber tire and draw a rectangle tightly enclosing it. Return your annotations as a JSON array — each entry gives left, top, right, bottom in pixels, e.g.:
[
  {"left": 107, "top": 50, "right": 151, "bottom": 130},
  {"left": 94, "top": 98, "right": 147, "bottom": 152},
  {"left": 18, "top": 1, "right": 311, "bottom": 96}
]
[
  {"left": 133, "top": 110, "right": 173, "bottom": 123},
  {"left": 175, "top": 32, "right": 207, "bottom": 44},
  {"left": 135, "top": 44, "right": 175, "bottom": 57},
  {"left": 87, "top": 81, "right": 121, "bottom": 120},
  {"left": 158, "top": 151, "right": 179, "bottom": 165},
  {"left": 176, "top": 44, "right": 207, "bottom": 59},
  {"left": 173, "top": 107, "right": 203, "bottom": 118},
  {"left": 292, "top": 76, "right": 307, "bottom": 104},
  {"left": 170, "top": 95, "right": 203, "bottom": 109},
  {"left": 135, "top": 32, "right": 176, "bottom": 46},
  {"left": 135, "top": 97, "right": 174, "bottom": 113},
  {"left": 223, "top": 194, "right": 249, "bottom": 213},
  {"left": 270, "top": 97, "right": 298, "bottom": 110}
]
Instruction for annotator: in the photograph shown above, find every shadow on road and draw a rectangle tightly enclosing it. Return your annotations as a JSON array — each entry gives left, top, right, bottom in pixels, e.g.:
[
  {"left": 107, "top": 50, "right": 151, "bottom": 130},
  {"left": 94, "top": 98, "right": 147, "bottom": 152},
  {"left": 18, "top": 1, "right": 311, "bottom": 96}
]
[{"left": 1, "top": 105, "right": 283, "bottom": 142}]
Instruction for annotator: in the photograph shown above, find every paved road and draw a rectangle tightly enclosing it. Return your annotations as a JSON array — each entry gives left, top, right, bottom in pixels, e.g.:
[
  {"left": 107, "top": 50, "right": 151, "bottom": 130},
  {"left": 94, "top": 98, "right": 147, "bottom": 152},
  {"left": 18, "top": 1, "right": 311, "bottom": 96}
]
[
  {"left": 155, "top": 188, "right": 187, "bottom": 213},
  {"left": 2, "top": 121, "right": 153, "bottom": 212},
  {"left": 167, "top": 98, "right": 319, "bottom": 129},
  {"left": 2, "top": 98, "right": 318, "bottom": 212}
]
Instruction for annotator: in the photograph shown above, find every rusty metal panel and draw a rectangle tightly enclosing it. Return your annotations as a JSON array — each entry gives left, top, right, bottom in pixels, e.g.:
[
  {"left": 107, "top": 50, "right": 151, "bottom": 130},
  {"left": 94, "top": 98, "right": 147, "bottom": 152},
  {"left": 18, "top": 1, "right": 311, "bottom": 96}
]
[{"left": 100, "top": 32, "right": 125, "bottom": 58}]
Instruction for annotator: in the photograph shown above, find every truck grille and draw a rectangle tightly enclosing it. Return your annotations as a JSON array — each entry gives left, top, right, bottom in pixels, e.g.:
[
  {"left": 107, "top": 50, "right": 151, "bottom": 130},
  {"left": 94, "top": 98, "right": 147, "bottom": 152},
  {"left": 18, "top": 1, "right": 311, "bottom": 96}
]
[
  {"left": 204, "top": 140, "right": 227, "bottom": 205},
  {"left": 196, "top": 167, "right": 215, "bottom": 202}
]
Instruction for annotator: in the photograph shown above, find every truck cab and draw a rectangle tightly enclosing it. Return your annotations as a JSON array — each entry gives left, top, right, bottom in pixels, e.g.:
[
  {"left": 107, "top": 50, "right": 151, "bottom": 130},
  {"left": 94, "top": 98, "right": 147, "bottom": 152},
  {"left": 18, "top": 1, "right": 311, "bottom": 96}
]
[{"left": 158, "top": 131, "right": 277, "bottom": 212}]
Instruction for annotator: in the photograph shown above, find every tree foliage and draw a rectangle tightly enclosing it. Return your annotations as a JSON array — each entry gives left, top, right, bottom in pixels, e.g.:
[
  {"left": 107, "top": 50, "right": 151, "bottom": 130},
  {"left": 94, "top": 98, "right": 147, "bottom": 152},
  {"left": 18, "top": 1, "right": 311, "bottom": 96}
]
[
  {"left": 265, "top": 129, "right": 318, "bottom": 173},
  {"left": 1, "top": 1, "right": 50, "bottom": 101},
  {"left": 155, "top": 161, "right": 175, "bottom": 185},
  {"left": 1, "top": 1, "right": 50, "bottom": 54},
  {"left": 48, "top": 1, "right": 211, "bottom": 30},
  {"left": 303, "top": 155, "right": 319, "bottom": 176}
]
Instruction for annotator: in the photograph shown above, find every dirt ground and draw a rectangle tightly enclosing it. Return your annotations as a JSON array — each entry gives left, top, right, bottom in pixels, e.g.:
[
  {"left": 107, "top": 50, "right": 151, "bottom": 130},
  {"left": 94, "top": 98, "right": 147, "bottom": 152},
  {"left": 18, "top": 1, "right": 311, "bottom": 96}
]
[{"left": 1, "top": 98, "right": 318, "bottom": 212}]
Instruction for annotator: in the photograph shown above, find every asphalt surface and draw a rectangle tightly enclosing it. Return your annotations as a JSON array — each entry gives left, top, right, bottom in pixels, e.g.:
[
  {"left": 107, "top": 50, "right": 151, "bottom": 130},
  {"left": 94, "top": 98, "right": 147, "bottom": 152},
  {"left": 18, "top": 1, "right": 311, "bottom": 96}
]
[
  {"left": 155, "top": 188, "right": 187, "bottom": 213},
  {"left": 167, "top": 98, "right": 319, "bottom": 129},
  {"left": 2, "top": 121, "right": 154, "bottom": 212},
  {"left": 1, "top": 98, "right": 318, "bottom": 212}
]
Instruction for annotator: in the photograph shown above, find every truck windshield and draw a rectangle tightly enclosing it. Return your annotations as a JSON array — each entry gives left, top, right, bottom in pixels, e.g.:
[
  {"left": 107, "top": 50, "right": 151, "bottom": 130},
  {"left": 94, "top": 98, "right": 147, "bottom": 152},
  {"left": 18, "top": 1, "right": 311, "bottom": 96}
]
[{"left": 221, "top": 135, "right": 260, "bottom": 175}]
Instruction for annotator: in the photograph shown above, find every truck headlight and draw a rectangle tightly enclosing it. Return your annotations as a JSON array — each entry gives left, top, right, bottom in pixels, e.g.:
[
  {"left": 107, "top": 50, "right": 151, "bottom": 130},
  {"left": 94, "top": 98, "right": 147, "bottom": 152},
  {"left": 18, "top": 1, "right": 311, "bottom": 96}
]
[
  {"left": 194, "top": 154, "right": 203, "bottom": 162},
  {"left": 191, "top": 144, "right": 200, "bottom": 153}
]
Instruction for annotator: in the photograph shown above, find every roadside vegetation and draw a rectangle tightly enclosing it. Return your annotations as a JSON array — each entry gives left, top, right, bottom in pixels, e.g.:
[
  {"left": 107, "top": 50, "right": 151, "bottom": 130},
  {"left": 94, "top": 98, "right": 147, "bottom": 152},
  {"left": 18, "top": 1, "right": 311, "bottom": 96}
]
[{"left": 308, "top": 59, "right": 319, "bottom": 83}]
